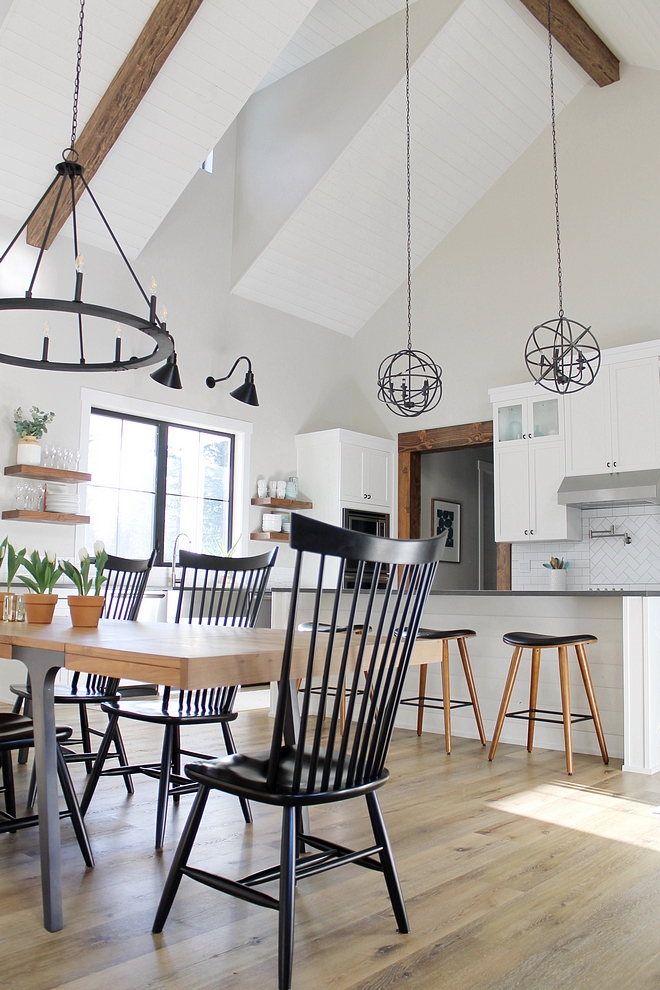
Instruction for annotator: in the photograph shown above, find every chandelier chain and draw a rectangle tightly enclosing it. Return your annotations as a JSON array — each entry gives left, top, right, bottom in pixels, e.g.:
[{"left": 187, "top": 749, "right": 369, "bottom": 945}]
[
  {"left": 546, "top": 0, "right": 563, "bottom": 318},
  {"left": 69, "top": 0, "right": 86, "bottom": 154},
  {"left": 406, "top": 0, "right": 412, "bottom": 352}
]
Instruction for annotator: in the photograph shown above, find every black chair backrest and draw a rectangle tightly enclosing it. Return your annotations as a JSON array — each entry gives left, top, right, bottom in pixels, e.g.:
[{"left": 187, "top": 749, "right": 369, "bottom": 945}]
[
  {"left": 175, "top": 547, "right": 277, "bottom": 627},
  {"left": 102, "top": 550, "right": 156, "bottom": 621},
  {"left": 268, "top": 513, "right": 445, "bottom": 795}
]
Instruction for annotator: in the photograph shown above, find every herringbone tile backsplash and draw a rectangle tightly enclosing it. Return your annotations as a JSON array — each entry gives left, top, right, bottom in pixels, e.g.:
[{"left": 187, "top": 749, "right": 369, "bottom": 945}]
[{"left": 512, "top": 505, "right": 660, "bottom": 590}]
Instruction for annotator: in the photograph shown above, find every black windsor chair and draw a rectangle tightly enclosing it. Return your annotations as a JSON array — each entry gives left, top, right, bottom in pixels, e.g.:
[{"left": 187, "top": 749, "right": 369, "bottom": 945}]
[
  {"left": 0, "top": 713, "right": 94, "bottom": 867},
  {"left": 11, "top": 551, "right": 155, "bottom": 795},
  {"left": 152, "top": 513, "right": 445, "bottom": 990},
  {"left": 80, "top": 546, "right": 278, "bottom": 849}
]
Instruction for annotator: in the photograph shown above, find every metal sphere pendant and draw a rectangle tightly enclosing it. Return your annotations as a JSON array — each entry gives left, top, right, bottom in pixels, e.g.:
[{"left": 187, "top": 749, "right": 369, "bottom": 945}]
[
  {"left": 525, "top": 315, "right": 600, "bottom": 394},
  {"left": 377, "top": 347, "right": 442, "bottom": 417}
]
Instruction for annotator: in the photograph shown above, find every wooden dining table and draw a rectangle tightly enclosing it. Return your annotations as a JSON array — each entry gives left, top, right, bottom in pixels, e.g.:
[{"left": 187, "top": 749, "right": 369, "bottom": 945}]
[{"left": 0, "top": 617, "right": 438, "bottom": 932}]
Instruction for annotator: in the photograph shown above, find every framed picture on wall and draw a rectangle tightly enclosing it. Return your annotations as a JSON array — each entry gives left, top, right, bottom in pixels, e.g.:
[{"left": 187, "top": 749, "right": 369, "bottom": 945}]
[{"left": 431, "top": 499, "right": 461, "bottom": 563}]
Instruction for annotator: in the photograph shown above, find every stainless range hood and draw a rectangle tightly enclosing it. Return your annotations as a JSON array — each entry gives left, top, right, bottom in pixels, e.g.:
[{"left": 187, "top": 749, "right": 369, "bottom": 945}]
[{"left": 557, "top": 470, "right": 660, "bottom": 509}]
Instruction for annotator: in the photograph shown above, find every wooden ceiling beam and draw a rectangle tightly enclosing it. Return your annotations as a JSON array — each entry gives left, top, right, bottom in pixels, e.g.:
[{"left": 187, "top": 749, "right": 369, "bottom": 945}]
[
  {"left": 26, "top": 0, "right": 205, "bottom": 250},
  {"left": 517, "top": 0, "right": 619, "bottom": 87}
]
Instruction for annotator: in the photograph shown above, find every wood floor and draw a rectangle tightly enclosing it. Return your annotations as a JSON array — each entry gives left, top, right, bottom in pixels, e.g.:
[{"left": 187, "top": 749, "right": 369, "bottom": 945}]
[{"left": 3, "top": 702, "right": 660, "bottom": 990}]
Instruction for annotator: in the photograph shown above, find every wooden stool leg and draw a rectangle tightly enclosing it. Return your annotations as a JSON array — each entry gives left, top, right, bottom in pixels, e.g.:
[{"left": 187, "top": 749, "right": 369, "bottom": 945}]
[
  {"left": 416, "top": 664, "right": 427, "bottom": 736},
  {"left": 575, "top": 644, "right": 609, "bottom": 765},
  {"left": 441, "top": 640, "right": 452, "bottom": 754},
  {"left": 489, "top": 646, "right": 523, "bottom": 761},
  {"left": 527, "top": 647, "right": 541, "bottom": 753},
  {"left": 558, "top": 646, "right": 573, "bottom": 775},
  {"left": 457, "top": 637, "right": 486, "bottom": 745}
]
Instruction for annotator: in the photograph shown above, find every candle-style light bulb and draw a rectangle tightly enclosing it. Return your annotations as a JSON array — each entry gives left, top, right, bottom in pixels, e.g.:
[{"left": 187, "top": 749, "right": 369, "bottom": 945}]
[
  {"left": 76, "top": 255, "right": 84, "bottom": 273},
  {"left": 150, "top": 277, "right": 157, "bottom": 294},
  {"left": 114, "top": 324, "right": 121, "bottom": 363},
  {"left": 161, "top": 306, "right": 167, "bottom": 321},
  {"left": 41, "top": 322, "right": 50, "bottom": 362}
]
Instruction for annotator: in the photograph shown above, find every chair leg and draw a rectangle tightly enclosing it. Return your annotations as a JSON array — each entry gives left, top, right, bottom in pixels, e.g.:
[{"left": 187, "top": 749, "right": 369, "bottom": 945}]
[
  {"left": 457, "top": 637, "right": 487, "bottom": 746},
  {"left": 152, "top": 785, "right": 210, "bottom": 934},
  {"left": 278, "top": 806, "right": 297, "bottom": 990},
  {"left": 56, "top": 744, "right": 94, "bottom": 868},
  {"left": 220, "top": 722, "right": 253, "bottom": 825},
  {"left": 527, "top": 647, "right": 541, "bottom": 753},
  {"left": 366, "top": 791, "right": 409, "bottom": 934},
  {"left": 1, "top": 750, "right": 16, "bottom": 818},
  {"left": 416, "top": 664, "right": 427, "bottom": 736},
  {"left": 489, "top": 646, "right": 524, "bottom": 761},
  {"left": 79, "top": 704, "right": 94, "bottom": 775},
  {"left": 155, "top": 725, "right": 174, "bottom": 850},
  {"left": 558, "top": 646, "right": 573, "bottom": 775},
  {"left": 80, "top": 712, "right": 122, "bottom": 816},
  {"left": 575, "top": 644, "right": 609, "bottom": 765},
  {"left": 11, "top": 695, "right": 23, "bottom": 714},
  {"left": 18, "top": 697, "right": 31, "bottom": 764},
  {"left": 112, "top": 721, "right": 134, "bottom": 795},
  {"left": 26, "top": 762, "right": 37, "bottom": 809},
  {"left": 171, "top": 725, "right": 181, "bottom": 804},
  {"left": 441, "top": 640, "right": 452, "bottom": 754}
]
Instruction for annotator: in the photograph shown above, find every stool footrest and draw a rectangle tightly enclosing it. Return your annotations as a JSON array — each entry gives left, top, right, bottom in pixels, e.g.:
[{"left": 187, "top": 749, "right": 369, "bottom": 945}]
[
  {"left": 505, "top": 708, "right": 594, "bottom": 726},
  {"left": 400, "top": 696, "right": 474, "bottom": 712}
]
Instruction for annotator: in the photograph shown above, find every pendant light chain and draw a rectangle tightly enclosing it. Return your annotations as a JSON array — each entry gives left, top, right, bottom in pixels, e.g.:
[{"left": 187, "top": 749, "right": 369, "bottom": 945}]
[
  {"left": 405, "top": 0, "right": 412, "bottom": 353},
  {"left": 546, "top": 0, "right": 563, "bottom": 318},
  {"left": 69, "top": 0, "right": 86, "bottom": 157}
]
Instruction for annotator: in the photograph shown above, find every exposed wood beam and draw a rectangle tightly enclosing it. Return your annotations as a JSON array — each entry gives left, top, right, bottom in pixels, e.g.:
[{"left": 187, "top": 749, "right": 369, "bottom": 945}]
[
  {"left": 26, "top": 0, "right": 204, "bottom": 249},
  {"left": 517, "top": 0, "right": 619, "bottom": 87},
  {"left": 398, "top": 422, "right": 493, "bottom": 455}
]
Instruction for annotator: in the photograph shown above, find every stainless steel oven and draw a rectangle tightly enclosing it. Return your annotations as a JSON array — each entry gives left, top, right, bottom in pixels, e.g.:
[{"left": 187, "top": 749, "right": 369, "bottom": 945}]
[{"left": 342, "top": 507, "right": 390, "bottom": 589}]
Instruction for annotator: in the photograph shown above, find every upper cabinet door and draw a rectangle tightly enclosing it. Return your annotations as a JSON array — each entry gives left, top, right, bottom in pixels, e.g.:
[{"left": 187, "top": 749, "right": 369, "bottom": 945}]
[
  {"left": 531, "top": 397, "right": 560, "bottom": 441},
  {"left": 565, "top": 373, "right": 611, "bottom": 476},
  {"left": 610, "top": 358, "right": 660, "bottom": 472},
  {"left": 364, "top": 449, "right": 390, "bottom": 505},
  {"left": 340, "top": 444, "right": 364, "bottom": 502}
]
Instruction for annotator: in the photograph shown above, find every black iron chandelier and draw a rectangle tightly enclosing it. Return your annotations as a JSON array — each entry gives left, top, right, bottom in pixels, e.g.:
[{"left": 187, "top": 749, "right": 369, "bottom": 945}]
[
  {"left": 0, "top": 0, "right": 180, "bottom": 387},
  {"left": 376, "top": 0, "right": 442, "bottom": 418},
  {"left": 524, "top": 0, "right": 600, "bottom": 394}
]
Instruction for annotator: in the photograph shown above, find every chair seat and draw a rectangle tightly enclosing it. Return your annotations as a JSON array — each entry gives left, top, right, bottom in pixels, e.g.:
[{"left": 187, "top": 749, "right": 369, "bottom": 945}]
[
  {"left": 184, "top": 746, "right": 388, "bottom": 806},
  {"left": 10, "top": 682, "right": 119, "bottom": 703},
  {"left": 503, "top": 631, "right": 598, "bottom": 648},
  {"left": 415, "top": 627, "right": 476, "bottom": 641},
  {"left": 100, "top": 698, "right": 238, "bottom": 725},
  {"left": 0, "top": 713, "right": 72, "bottom": 747}
]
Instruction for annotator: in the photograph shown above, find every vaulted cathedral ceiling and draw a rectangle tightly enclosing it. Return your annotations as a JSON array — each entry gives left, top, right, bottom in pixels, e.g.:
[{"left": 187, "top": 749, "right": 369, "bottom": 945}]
[{"left": 0, "top": 0, "right": 657, "bottom": 335}]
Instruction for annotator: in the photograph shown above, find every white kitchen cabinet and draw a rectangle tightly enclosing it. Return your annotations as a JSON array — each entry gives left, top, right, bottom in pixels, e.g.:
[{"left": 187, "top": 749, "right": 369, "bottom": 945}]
[
  {"left": 565, "top": 356, "right": 660, "bottom": 476},
  {"left": 339, "top": 443, "right": 391, "bottom": 506},
  {"left": 492, "top": 390, "right": 580, "bottom": 543}
]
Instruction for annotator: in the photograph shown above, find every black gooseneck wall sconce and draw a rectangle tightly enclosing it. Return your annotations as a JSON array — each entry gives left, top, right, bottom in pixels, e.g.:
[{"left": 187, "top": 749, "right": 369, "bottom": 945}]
[{"left": 206, "top": 355, "right": 259, "bottom": 406}]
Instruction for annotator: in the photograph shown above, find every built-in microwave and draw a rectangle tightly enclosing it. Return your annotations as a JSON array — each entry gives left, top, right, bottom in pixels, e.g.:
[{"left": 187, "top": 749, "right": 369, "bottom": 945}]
[{"left": 342, "top": 507, "right": 390, "bottom": 589}]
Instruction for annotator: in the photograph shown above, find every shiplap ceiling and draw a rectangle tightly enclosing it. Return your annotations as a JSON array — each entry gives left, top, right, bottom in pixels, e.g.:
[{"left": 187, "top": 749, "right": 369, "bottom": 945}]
[
  {"left": 572, "top": 0, "right": 660, "bottom": 71},
  {"left": 233, "top": 0, "right": 587, "bottom": 334},
  {"left": 0, "top": 0, "right": 318, "bottom": 257}
]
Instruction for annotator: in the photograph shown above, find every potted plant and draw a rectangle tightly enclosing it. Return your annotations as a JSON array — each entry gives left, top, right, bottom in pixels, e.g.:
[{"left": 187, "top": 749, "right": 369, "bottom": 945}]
[
  {"left": 61, "top": 542, "right": 108, "bottom": 627},
  {"left": 3, "top": 541, "right": 26, "bottom": 621},
  {"left": 13, "top": 406, "right": 55, "bottom": 466},
  {"left": 18, "top": 550, "right": 63, "bottom": 623}
]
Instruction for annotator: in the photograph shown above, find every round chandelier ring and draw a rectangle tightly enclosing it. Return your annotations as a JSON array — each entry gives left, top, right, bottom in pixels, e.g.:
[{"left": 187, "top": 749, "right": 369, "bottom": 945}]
[
  {"left": 0, "top": 297, "right": 173, "bottom": 372},
  {"left": 524, "top": 315, "right": 600, "bottom": 394},
  {"left": 377, "top": 346, "right": 443, "bottom": 418}
]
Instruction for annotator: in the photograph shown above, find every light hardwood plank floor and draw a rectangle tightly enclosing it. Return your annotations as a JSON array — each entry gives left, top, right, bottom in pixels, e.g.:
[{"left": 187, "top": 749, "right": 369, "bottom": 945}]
[{"left": 2, "top": 701, "right": 660, "bottom": 990}]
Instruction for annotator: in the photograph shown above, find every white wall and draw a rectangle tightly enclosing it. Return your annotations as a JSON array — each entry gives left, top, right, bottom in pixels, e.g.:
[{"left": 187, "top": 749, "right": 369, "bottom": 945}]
[{"left": 351, "top": 65, "right": 660, "bottom": 438}]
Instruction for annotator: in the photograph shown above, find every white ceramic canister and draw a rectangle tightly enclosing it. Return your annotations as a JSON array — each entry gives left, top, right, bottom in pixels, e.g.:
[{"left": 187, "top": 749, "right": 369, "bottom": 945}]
[{"left": 548, "top": 569, "right": 567, "bottom": 591}]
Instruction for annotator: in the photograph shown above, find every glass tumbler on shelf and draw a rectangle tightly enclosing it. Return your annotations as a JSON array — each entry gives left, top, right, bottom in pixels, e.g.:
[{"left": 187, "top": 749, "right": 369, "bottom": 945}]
[{"left": 3, "top": 593, "right": 16, "bottom": 622}]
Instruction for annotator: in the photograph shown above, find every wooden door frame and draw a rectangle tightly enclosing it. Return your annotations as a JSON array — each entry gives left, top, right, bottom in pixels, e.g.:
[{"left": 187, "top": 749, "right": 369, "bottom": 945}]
[{"left": 398, "top": 421, "right": 511, "bottom": 590}]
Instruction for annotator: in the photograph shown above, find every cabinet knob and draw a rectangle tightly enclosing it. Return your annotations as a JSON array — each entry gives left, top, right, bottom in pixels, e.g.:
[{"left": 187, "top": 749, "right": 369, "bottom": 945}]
[
  {"left": 607, "top": 462, "right": 611, "bottom": 468},
  {"left": 530, "top": 530, "right": 534, "bottom": 535},
  {"left": 613, "top": 461, "right": 617, "bottom": 468},
  {"left": 524, "top": 530, "right": 528, "bottom": 535}
]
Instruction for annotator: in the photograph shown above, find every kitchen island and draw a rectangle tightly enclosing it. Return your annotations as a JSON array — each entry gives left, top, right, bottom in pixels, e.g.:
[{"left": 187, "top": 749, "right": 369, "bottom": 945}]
[{"left": 271, "top": 589, "right": 660, "bottom": 774}]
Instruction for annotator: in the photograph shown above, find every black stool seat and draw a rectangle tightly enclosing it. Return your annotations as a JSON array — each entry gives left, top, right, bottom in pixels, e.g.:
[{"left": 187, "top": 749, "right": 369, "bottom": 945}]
[
  {"left": 503, "top": 632, "right": 597, "bottom": 648},
  {"left": 416, "top": 628, "right": 476, "bottom": 640}
]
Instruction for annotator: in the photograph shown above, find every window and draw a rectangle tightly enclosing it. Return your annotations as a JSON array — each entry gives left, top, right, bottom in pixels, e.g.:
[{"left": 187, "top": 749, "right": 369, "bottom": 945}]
[{"left": 87, "top": 409, "right": 233, "bottom": 565}]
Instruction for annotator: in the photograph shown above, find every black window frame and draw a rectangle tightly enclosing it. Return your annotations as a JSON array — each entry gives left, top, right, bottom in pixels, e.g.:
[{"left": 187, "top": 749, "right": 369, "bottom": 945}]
[{"left": 90, "top": 407, "right": 234, "bottom": 567}]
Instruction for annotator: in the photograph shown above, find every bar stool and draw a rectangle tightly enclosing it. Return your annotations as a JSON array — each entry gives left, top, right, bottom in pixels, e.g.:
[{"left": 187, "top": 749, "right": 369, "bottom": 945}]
[
  {"left": 488, "top": 632, "right": 609, "bottom": 775},
  {"left": 399, "top": 628, "right": 486, "bottom": 754}
]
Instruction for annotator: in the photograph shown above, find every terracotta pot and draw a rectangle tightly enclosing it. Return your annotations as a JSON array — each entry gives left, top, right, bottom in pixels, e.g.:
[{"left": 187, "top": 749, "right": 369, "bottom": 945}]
[
  {"left": 16, "top": 436, "right": 41, "bottom": 465},
  {"left": 68, "top": 595, "right": 105, "bottom": 628},
  {"left": 24, "top": 593, "right": 58, "bottom": 624}
]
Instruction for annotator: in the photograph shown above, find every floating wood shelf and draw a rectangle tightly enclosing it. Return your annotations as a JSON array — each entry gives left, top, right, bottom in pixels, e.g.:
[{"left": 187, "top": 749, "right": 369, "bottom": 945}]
[
  {"left": 4, "top": 465, "right": 91, "bottom": 484},
  {"left": 251, "top": 497, "right": 312, "bottom": 509},
  {"left": 250, "top": 531, "right": 290, "bottom": 542},
  {"left": 2, "top": 510, "right": 90, "bottom": 525}
]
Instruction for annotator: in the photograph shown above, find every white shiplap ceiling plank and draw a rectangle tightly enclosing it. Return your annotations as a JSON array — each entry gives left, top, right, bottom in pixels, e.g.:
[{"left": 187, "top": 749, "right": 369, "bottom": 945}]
[{"left": 571, "top": 0, "right": 660, "bottom": 71}]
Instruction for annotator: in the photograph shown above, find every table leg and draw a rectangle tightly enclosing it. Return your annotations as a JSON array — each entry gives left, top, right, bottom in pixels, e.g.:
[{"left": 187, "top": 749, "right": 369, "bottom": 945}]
[{"left": 13, "top": 646, "right": 65, "bottom": 932}]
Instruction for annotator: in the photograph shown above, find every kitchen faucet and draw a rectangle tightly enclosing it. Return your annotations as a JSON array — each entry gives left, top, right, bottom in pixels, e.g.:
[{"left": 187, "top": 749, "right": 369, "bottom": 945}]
[{"left": 171, "top": 533, "right": 191, "bottom": 588}]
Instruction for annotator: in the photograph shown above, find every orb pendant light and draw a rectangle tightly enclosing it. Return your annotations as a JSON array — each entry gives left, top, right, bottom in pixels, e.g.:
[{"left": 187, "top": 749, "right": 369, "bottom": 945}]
[
  {"left": 377, "top": 0, "right": 442, "bottom": 418},
  {"left": 524, "top": 0, "right": 600, "bottom": 394}
]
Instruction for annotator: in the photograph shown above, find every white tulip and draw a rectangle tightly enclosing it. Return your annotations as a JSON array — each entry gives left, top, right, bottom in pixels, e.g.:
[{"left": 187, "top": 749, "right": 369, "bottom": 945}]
[
  {"left": 78, "top": 546, "right": 89, "bottom": 561},
  {"left": 45, "top": 550, "right": 56, "bottom": 564},
  {"left": 94, "top": 540, "right": 105, "bottom": 555}
]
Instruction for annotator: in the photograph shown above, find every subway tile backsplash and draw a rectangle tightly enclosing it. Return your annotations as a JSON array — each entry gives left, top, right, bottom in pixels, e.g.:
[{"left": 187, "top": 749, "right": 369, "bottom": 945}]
[{"left": 511, "top": 505, "right": 660, "bottom": 590}]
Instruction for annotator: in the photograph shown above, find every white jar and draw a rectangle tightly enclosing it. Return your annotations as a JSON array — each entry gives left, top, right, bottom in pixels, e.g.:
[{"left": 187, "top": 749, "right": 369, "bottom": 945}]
[
  {"left": 16, "top": 437, "right": 41, "bottom": 465},
  {"left": 548, "top": 569, "right": 567, "bottom": 591}
]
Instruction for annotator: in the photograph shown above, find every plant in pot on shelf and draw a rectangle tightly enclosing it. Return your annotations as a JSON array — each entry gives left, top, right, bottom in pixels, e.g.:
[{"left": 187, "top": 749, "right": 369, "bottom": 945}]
[
  {"left": 18, "top": 550, "right": 63, "bottom": 624},
  {"left": 13, "top": 406, "right": 55, "bottom": 466},
  {"left": 61, "top": 542, "right": 108, "bottom": 628}
]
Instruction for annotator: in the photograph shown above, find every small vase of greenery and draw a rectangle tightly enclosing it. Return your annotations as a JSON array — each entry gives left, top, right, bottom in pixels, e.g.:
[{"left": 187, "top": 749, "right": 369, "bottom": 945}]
[
  {"left": 61, "top": 542, "right": 109, "bottom": 627},
  {"left": 19, "top": 550, "right": 63, "bottom": 623},
  {"left": 13, "top": 406, "right": 55, "bottom": 466}
]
